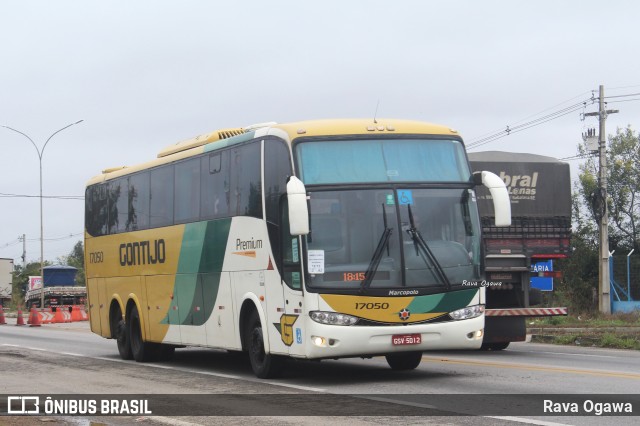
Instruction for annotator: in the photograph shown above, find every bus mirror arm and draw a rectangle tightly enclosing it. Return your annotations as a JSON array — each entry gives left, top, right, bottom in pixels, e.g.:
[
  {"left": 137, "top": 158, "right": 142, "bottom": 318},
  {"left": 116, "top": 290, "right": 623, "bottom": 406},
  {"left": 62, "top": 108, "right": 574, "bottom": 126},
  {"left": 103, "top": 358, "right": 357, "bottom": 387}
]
[
  {"left": 287, "top": 176, "right": 310, "bottom": 236},
  {"left": 474, "top": 171, "right": 511, "bottom": 227}
]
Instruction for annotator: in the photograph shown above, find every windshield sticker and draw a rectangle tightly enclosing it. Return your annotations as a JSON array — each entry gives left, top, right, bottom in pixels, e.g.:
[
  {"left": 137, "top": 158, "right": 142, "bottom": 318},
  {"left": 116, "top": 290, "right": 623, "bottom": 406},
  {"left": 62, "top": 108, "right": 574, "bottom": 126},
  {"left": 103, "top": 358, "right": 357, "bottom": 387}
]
[
  {"left": 307, "top": 250, "right": 325, "bottom": 274},
  {"left": 291, "top": 238, "right": 299, "bottom": 263},
  {"left": 291, "top": 272, "right": 301, "bottom": 288},
  {"left": 398, "top": 190, "right": 414, "bottom": 205}
]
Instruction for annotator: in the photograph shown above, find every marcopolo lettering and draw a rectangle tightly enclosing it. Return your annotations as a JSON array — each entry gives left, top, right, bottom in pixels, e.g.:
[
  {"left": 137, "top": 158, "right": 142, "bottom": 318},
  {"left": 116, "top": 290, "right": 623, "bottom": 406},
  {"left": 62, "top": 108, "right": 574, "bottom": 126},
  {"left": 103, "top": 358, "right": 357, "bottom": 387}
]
[{"left": 119, "top": 239, "right": 166, "bottom": 266}]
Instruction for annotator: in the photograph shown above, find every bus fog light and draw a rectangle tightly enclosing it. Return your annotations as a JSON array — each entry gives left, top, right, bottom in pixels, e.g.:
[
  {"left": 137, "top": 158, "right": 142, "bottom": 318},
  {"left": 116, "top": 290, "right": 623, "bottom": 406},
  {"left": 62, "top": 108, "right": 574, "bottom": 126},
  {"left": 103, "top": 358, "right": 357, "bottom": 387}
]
[
  {"left": 467, "top": 330, "right": 483, "bottom": 339},
  {"left": 312, "top": 336, "right": 327, "bottom": 347},
  {"left": 449, "top": 304, "right": 484, "bottom": 321}
]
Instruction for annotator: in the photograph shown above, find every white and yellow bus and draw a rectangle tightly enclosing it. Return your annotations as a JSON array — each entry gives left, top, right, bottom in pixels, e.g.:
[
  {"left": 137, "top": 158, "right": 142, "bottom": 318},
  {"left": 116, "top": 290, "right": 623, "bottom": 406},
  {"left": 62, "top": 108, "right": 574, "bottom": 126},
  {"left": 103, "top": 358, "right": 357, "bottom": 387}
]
[{"left": 84, "top": 119, "right": 510, "bottom": 378}]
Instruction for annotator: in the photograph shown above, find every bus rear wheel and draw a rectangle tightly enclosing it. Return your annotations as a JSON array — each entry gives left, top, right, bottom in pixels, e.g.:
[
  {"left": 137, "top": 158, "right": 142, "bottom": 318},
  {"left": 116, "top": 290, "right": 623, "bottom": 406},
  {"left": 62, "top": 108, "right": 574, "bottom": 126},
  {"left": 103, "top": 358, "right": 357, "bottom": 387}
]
[
  {"left": 385, "top": 351, "right": 423, "bottom": 370},
  {"left": 129, "top": 305, "right": 158, "bottom": 362},
  {"left": 112, "top": 311, "right": 132, "bottom": 360},
  {"left": 246, "top": 311, "right": 283, "bottom": 379}
]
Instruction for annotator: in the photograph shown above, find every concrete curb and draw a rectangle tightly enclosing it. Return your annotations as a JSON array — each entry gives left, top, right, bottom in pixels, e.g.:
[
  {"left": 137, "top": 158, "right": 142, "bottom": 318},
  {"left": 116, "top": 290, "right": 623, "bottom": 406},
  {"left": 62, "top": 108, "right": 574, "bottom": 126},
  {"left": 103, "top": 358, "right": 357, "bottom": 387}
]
[{"left": 528, "top": 326, "right": 640, "bottom": 334}]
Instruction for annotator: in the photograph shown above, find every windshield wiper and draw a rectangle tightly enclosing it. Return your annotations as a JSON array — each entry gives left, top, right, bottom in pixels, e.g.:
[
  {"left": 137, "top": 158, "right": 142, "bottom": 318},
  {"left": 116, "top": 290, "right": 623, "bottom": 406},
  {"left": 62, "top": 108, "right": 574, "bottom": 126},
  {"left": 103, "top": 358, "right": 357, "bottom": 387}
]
[
  {"left": 406, "top": 204, "right": 451, "bottom": 290},
  {"left": 360, "top": 203, "right": 393, "bottom": 293}
]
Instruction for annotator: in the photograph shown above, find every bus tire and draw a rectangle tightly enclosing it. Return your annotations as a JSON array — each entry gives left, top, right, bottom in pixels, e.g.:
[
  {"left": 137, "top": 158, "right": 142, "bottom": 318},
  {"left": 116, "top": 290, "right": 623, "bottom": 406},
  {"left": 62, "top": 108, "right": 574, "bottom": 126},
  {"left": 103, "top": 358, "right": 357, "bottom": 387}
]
[
  {"left": 246, "top": 310, "right": 283, "bottom": 378},
  {"left": 156, "top": 344, "right": 175, "bottom": 361},
  {"left": 129, "top": 305, "right": 157, "bottom": 362},
  {"left": 385, "top": 351, "right": 423, "bottom": 370},
  {"left": 480, "top": 342, "right": 510, "bottom": 351},
  {"left": 112, "top": 310, "right": 133, "bottom": 360}
]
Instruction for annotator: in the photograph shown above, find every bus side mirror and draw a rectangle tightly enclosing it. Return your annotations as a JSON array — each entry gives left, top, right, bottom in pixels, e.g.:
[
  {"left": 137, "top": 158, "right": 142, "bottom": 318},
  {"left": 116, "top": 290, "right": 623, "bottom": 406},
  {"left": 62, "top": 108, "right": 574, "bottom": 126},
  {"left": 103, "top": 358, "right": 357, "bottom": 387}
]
[
  {"left": 286, "top": 176, "right": 310, "bottom": 236},
  {"left": 474, "top": 171, "right": 511, "bottom": 227}
]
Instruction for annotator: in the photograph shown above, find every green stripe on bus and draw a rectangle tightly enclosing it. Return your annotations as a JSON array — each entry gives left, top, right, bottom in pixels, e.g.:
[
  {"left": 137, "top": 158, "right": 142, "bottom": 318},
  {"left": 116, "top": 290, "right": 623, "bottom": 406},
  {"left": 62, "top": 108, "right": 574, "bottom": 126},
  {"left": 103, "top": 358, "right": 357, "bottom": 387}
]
[
  {"left": 406, "top": 288, "right": 477, "bottom": 314},
  {"left": 163, "top": 218, "right": 232, "bottom": 326}
]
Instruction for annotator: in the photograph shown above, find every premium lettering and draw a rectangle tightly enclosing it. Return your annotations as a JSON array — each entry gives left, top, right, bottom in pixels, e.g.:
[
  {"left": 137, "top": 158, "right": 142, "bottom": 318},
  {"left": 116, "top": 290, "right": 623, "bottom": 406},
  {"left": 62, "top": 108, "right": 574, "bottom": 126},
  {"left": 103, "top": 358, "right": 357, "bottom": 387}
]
[
  {"left": 236, "top": 238, "right": 262, "bottom": 251},
  {"left": 119, "top": 239, "right": 166, "bottom": 266}
]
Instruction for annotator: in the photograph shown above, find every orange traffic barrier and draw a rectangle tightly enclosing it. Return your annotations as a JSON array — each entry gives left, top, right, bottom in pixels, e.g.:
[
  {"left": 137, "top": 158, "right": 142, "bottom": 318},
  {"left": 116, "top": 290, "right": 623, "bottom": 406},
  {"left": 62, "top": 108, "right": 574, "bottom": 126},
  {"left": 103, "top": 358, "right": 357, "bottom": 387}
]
[
  {"left": 42, "top": 307, "right": 54, "bottom": 324},
  {"left": 15, "top": 309, "right": 26, "bottom": 326},
  {"left": 80, "top": 307, "right": 89, "bottom": 321},
  {"left": 71, "top": 305, "right": 81, "bottom": 322},
  {"left": 0, "top": 305, "right": 6, "bottom": 325},
  {"left": 28, "top": 307, "right": 42, "bottom": 327},
  {"left": 53, "top": 307, "right": 65, "bottom": 324}
]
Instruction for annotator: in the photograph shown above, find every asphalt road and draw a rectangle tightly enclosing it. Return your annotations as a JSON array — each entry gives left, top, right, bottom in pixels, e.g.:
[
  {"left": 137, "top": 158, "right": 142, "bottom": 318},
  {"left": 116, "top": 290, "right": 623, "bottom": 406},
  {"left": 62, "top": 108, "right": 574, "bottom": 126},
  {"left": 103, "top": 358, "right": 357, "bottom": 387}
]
[{"left": 0, "top": 319, "right": 638, "bottom": 426}]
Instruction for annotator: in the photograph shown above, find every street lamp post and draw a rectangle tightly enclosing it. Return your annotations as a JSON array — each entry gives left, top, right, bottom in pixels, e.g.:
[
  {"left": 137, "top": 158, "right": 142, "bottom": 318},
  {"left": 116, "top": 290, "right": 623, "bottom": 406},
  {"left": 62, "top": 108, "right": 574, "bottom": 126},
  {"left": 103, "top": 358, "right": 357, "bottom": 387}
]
[{"left": 1, "top": 120, "right": 84, "bottom": 309}]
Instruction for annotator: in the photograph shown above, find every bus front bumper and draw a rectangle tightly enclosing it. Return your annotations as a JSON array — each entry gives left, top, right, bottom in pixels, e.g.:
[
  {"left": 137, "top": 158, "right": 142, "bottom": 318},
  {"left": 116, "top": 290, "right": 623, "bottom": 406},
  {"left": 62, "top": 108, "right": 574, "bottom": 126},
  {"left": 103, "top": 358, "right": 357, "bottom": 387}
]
[{"left": 303, "top": 315, "right": 484, "bottom": 359}]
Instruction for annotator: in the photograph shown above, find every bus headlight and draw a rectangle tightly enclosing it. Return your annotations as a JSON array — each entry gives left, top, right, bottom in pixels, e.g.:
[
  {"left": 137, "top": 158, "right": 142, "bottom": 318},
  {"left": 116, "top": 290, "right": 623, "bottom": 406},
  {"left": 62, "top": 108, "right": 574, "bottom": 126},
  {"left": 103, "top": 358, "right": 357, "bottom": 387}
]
[
  {"left": 449, "top": 304, "right": 484, "bottom": 321},
  {"left": 310, "top": 311, "right": 359, "bottom": 326}
]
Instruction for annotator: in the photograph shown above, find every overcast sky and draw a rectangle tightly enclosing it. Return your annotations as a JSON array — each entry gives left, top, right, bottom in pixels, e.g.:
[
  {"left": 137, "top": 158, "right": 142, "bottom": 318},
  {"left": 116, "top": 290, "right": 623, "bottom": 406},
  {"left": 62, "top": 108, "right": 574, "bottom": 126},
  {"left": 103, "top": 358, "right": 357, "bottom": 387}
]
[{"left": 1, "top": 0, "right": 639, "bottom": 265}]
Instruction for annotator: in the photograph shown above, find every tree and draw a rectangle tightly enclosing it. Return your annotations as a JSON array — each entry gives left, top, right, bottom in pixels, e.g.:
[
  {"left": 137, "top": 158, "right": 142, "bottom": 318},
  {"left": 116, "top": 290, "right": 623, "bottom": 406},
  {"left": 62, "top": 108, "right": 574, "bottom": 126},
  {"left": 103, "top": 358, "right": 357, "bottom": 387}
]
[
  {"left": 61, "top": 241, "right": 85, "bottom": 286},
  {"left": 11, "top": 261, "right": 50, "bottom": 308},
  {"left": 576, "top": 126, "right": 640, "bottom": 252},
  {"left": 555, "top": 193, "right": 600, "bottom": 313}
]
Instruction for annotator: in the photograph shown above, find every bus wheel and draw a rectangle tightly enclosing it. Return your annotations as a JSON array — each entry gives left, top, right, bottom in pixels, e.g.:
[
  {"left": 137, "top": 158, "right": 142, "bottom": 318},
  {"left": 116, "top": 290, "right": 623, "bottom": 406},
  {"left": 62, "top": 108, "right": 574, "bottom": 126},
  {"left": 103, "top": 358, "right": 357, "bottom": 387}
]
[
  {"left": 129, "top": 305, "right": 156, "bottom": 362},
  {"left": 112, "top": 312, "right": 132, "bottom": 360},
  {"left": 385, "top": 351, "right": 423, "bottom": 370},
  {"left": 246, "top": 311, "right": 283, "bottom": 378},
  {"left": 156, "top": 344, "right": 175, "bottom": 361},
  {"left": 480, "top": 342, "right": 510, "bottom": 351}
]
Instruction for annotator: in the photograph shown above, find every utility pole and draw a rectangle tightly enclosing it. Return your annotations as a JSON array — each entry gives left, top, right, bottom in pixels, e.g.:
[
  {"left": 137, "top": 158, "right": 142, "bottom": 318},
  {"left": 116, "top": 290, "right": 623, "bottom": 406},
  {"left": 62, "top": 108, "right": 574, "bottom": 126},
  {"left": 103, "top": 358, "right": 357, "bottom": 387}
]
[
  {"left": 20, "top": 234, "right": 26, "bottom": 268},
  {"left": 1, "top": 120, "right": 83, "bottom": 309},
  {"left": 584, "top": 85, "right": 618, "bottom": 314}
]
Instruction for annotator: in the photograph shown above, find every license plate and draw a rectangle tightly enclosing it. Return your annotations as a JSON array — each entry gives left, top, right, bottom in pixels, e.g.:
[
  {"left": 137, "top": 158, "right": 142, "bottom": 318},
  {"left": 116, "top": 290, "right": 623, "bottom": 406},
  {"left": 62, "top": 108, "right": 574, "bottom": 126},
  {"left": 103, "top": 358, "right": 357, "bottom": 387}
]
[{"left": 392, "top": 334, "right": 422, "bottom": 345}]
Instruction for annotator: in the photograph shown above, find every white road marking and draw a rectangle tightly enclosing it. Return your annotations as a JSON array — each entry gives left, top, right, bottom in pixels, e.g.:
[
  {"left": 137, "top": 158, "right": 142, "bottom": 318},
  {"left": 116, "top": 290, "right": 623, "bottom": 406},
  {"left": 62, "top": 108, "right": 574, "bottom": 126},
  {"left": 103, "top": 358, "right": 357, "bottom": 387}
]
[
  {"left": 488, "top": 416, "right": 573, "bottom": 426},
  {"left": 0, "top": 343, "right": 597, "bottom": 424},
  {"left": 0, "top": 343, "right": 326, "bottom": 393},
  {"left": 509, "top": 349, "right": 623, "bottom": 359}
]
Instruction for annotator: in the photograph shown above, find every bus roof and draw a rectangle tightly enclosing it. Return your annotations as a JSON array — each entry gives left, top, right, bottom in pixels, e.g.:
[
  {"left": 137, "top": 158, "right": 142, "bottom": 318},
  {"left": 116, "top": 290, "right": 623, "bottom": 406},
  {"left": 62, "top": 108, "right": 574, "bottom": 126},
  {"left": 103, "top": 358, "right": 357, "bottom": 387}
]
[
  {"left": 86, "top": 119, "right": 460, "bottom": 186},
  {"left": 271, "top": 119, "right": 458, "bottom": 139}
]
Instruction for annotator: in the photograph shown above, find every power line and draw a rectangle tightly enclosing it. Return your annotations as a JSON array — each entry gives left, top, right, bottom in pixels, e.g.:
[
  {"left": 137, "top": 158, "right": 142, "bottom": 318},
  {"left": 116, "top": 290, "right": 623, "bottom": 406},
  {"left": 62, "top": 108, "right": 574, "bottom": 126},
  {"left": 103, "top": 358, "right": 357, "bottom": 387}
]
[
  {"left": 0, "top": 237, "right": 22, "bottom": 249},
  {"left": 466, "top": 88, "right": 640, "bottom": 151},
  {"left": 467, "top": 101, "right": 589, "bottom": 149},
  {"left": 25, "top": 232, "right": 83, "bottom": 242},
  {"left": 0, "top": 192, "right": 83, "bottom": 200},
  {"left": 604, "top": 97, "right": 640, "bottom": 105},
  {"left": 558, "top": 153, "right": 596, "bottom": 161},
  {"left": 468, "top": 91, "right": 593, "bottom": 142},
  {"left": 603, "top": 92, "right": 640, "bottom": 99}
]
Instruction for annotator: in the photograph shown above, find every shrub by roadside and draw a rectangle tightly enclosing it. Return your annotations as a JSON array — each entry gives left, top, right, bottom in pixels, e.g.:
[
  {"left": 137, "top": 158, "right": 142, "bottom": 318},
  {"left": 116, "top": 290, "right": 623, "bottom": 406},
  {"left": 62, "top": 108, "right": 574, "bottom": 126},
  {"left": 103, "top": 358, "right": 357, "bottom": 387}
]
[{"left": 528, "top": 312, "right": 640, "bottom": 350}]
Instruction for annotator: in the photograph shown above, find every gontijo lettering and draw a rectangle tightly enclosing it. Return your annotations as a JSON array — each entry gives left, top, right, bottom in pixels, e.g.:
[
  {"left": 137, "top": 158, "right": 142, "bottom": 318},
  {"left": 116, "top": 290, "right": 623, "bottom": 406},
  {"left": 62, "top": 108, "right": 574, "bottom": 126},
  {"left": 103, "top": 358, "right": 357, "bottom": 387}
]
[{"left": 119, "top": 239, "right": 166, "bottom": 266}]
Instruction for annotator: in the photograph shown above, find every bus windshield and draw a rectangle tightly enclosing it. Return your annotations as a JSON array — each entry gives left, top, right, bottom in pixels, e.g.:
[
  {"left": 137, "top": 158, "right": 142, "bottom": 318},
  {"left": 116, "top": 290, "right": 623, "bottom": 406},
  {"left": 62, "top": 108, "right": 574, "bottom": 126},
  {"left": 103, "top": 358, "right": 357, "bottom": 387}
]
[
  {"left": 304, "top": 187, "right": 482, "bottom": 292},
  {"left": 296, "top": 138, "right": 471, "bottom": 184}
]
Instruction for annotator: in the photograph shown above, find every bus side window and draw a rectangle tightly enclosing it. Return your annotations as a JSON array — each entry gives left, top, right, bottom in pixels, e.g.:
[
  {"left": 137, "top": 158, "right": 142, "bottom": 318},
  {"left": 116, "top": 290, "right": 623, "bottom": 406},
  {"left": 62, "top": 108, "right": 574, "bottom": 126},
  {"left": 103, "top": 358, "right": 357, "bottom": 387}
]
[
  {"left": 264, "top": 138, "right": 293, "bottom": 272},
  {"left": 150, "top": 165, "right": 174, "bottom": 228},
  {"left": 280, "top": 197, "right": 302, "bottom": 290},
  {"left": 128, "top": 171, "right": 150, "bottom": 231},
  {"left": 107, "top": 177, "right": 129, "bottom": 234},
  {"left": 86, "top": 184, "right": 109, "bottom": 236},
  {"left": 201, "top": 151, "right": 230, "bottom": 220}
]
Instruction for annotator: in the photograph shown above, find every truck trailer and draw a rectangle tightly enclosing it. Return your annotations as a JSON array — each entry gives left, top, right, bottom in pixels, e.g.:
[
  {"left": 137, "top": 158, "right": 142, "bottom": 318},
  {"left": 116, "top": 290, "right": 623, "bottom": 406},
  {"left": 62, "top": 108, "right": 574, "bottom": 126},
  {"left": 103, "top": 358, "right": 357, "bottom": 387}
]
[
  {"left": 24, "top": 265, "right": 86, "bottom": 309},
  {"left": 0, "top": 258, "right": 13, "bottom": 307},
  {"left": 469, "top": 151, "right": 570, "bottom": 350}
]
